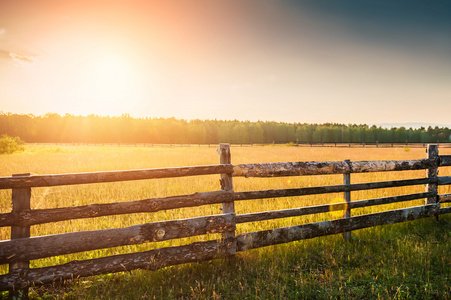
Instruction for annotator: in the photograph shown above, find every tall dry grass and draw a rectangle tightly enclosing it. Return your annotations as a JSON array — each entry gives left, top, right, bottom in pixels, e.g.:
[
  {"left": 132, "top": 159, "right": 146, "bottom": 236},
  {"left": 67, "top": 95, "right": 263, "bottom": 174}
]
[{"left": 0, "top": 144, "right": 450, "bottom": 298}]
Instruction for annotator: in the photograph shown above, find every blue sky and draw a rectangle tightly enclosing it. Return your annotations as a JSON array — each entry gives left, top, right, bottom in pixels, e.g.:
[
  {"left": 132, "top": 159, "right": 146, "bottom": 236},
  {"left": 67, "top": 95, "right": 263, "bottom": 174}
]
[{"left": 0, "top": 0, "right": 450, "bottom": 125}]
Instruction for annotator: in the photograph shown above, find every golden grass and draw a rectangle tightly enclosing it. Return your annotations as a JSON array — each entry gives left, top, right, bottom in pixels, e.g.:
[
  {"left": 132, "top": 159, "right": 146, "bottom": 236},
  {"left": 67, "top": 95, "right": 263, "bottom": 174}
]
[{"left": 1, "top": 144, "right": 450, "bottom": 273}]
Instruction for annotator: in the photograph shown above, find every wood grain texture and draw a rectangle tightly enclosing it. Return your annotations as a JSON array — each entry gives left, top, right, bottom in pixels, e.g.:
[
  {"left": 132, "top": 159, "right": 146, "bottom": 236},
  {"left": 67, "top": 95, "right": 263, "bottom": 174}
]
[
  {"left": 0, "top": 238, "right": 234, "bottom": 291},
  {"left": 439, "top": 193, "right": 451, "bottom": 203},
  {"left": 219, "top": 144, "right": 236, "bottom": 254},
  {"left": 232, "top": 159, "right": 437, "bottom": 177},
  {"left": 438, "top": 176, "right": 451, "bottom": 186},
  {"left": 0, "top": 213, "right": 235, "bottom": 264},
  {"left": 237, "top": 205, "right": 438, "bottom": 251},
  {"left": 235, "top": 192, "right": 434, "bottom": 224},
  {"left": 426, "top": 145, "right": 439, "bottom": 205},
  {"left": 0, "top": 165, "right": 233, "bottom": 189},
  {"left": 439, "top": 155, "right": 451, "bottom": 166},
  {"left": 9, "top": 174, "right": 31, "bottom": 299},
  {"left": 0, "top": 190, "right": 234, "bottom": 227},
  {"left": 233, "top": 178, "right": 435, "bottom": 201},
  {"left": 343, "top": 160, "right": 351, "bottom": 241}
]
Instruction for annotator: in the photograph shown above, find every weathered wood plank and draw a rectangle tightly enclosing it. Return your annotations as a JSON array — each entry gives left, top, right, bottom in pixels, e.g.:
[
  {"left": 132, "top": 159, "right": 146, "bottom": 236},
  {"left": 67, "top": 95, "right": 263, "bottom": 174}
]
[
  {"left": 0, "top": 190, "right": 234, "bottom": 227},
  {"left": 439, "top": 206, "right": 451, "bottom": 215},
  {"left": 343, "top": 160, "right": 351, "bottom": 241},
  {"left": 0, "top": 213, "right": 235, "bottom": 264},
  {"left": 237, "top": 205, "right": 438, "bottom": 251},
  {"left": 235, "top": 192, "right": 434, "bottom": 224},
  {"left": 2, "top": 175, "right": 442, "bottom": 229},
  {"left": 0, "top": 165, "right": 233, "bottom": 189},
  {"left": 232, "top": 159, "right": 437, "bottom": 177},
  {"left": 349, "top": 159, "right": 438, "bottom": 173},
  {"left": 233, "top": 161, "right": 348, "bottom": 177},
  {"left": 426, "top": 145, "right": 438, "bottom": 206},
  {"left": 9, "top": 174, "right": 31, "bottom": 299},
  {"left": 219, "top": 144, "right": 236, "bottom": 255},
  {"left": 438, "top": 176, "right": 451, "bottom": 186},
  {"left": 348, "top": 192, "right": 434, "bottom": 208},
  {"left": 233, "top": 178, "right": 435, "bottom": 201},
  {"left": 0, "top": 238, "right": 234, "bottom": 291},
  {"left": 439, "top": 155, "right": 451, "bottom": 166},
  {"left": 439, "top": 193, "right": 451, "bottom": 203}
]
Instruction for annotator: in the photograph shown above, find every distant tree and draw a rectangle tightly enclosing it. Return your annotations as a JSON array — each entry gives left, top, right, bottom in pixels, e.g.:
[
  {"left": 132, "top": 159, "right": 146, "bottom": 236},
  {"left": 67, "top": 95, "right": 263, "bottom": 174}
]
[
  {"left": 312, "top": 127, "right": 322, "bottom": 143},
  {"left": 188, "top": 123, "right": 207, "bottom": 144},
  {"left": 249, "top": 123, "right": 264, "bottom": 144},
  {"left": 0, "top": 134, "right": 25, "bottom": 154},
  {"left": 295, "top": 125, "right": 309, "bottom": 143},
  {"left": 1, "top": 112, "right": 450, "bottom": 145},
  {"left": 342, "top": 126, "right": 351, "bottom": 143},
  {"left": 218, "top": 122, "right": 233, "bottom": 143},
  {"left": 232, "top": 124, "right": 249, "bottom": 144}
]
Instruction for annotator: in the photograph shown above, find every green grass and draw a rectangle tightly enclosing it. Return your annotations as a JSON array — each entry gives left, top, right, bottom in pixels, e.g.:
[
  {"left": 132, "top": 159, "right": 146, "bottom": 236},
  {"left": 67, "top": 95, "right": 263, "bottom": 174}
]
[
  {"left": 25, "top": 217, "right": 451, "bottom": 299},
  {"left": 1, "top": 145, "right": 450, "bottom": 299}
]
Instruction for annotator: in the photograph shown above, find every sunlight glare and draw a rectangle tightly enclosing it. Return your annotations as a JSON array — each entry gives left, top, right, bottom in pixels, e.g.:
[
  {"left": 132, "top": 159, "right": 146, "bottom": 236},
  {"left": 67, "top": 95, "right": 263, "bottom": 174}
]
[
  {"left": 81, "top": 54, "right": 136, "bottom": 111},
  {"left": 17, "top": 47, "right": 149, "bottom": 117}
]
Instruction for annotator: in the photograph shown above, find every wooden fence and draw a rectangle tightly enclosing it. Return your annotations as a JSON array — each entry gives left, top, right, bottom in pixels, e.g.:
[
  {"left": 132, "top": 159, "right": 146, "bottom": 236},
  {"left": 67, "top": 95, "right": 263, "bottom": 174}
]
[
  {"left": 27, "top": 142, "right": 451, "bottom": 148},
  {"left": 1, "top": 144, "right": 451, "bottom": 298}
]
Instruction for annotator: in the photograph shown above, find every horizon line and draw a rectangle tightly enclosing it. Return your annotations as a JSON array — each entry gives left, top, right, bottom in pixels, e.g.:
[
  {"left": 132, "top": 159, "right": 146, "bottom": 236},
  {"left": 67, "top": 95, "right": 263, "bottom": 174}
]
[{"left": 1, "top": 111, "right": 451, "bottom": 129}]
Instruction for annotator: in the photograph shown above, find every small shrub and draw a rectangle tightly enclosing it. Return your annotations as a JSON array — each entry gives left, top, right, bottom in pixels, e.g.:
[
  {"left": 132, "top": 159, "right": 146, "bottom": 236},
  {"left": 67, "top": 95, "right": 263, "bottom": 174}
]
[{"left": 0, "top": 134, "right": 25, "bottom": 154}]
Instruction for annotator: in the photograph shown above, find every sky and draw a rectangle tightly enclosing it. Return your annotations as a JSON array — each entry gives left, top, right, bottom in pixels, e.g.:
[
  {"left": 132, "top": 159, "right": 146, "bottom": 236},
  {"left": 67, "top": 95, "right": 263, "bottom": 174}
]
[{"left": 0, "top": 0, "right": 450, "bottom": 125}]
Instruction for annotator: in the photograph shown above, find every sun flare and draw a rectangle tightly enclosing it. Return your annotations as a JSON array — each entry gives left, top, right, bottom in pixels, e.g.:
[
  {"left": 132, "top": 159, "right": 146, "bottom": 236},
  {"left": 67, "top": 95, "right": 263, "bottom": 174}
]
[
  {"left": 81, "top": 54, "right": 136, "bottom": 107},
  {"left": 20, "top": 48, "right": 147, "bottom": 117}
]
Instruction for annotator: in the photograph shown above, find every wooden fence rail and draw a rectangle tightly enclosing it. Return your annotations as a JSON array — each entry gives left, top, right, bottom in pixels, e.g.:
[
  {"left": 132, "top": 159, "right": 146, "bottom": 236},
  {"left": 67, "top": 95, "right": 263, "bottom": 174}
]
[
  {"left": 0, "top": 144, "right": 450, "bottom": 297},
  {"left": 0, "top": 165, "right": 232, "bottom": 189}
]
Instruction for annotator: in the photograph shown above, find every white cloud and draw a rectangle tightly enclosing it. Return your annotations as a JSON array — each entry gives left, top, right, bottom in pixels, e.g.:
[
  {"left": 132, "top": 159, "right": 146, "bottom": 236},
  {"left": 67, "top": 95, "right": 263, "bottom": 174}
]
[{"left": 9, "top": 52, "right": 38, "bottom": 67}]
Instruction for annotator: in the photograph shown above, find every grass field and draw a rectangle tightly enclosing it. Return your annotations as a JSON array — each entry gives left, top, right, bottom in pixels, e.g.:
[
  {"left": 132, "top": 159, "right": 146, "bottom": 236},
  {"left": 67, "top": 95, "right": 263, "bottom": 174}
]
[{"left": 1, "top": 144, "right": 450, "bottom": 299}]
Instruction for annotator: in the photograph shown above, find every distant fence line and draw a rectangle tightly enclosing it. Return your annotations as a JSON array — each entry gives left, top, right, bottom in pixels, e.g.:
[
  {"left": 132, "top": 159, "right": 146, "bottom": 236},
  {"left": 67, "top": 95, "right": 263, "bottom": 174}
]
[
  {"left": 0, "top": 144, "right": 450, "bottom": 298},
  {"left": 26, "top": 142, "right": 451, "bottom": 148}
]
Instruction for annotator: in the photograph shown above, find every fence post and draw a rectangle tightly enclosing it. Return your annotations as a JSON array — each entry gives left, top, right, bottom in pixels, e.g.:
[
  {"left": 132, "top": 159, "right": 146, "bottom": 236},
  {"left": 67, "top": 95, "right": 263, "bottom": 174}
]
[
  {"left": 343, "top": 160, "right": 351, "bottom": 241},
  {"left": 426, "top": 144, "right": 439, "bottom": 219},
  {"left": 9, "top": 173, "right": 31, "bottom": 300},
  {"left": 219, "top": 144, "right": 236, "bottom": 255}
]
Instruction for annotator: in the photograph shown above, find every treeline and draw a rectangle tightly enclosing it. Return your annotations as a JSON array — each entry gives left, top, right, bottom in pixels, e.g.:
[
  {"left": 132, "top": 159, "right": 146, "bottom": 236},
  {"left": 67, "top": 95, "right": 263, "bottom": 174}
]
[{"left": 1, "top": 112, "right": 450, "bottom": 144}]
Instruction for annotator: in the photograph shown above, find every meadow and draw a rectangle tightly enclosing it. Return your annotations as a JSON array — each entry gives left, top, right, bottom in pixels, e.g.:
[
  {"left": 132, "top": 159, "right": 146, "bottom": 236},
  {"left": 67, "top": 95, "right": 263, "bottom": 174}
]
[{"left": 1, "top": 144, "right": 450, "bottom": 299}]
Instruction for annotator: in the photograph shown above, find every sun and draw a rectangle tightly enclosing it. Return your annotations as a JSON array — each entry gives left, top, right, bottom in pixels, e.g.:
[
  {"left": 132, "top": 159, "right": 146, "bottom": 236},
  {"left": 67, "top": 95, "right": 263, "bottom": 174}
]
[
  {"left": 91, "top": 55, "right": 131, "bottom": 94},
  {"left": 78, "top": 54, "right": 137, "bottom": 113},
  {"left": 20, "top": 48, "right": 147, "bottom": 116},
  {"left": 9, "top": 33, "right": 152, "bottom": 117}
]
